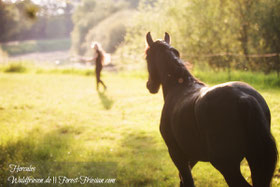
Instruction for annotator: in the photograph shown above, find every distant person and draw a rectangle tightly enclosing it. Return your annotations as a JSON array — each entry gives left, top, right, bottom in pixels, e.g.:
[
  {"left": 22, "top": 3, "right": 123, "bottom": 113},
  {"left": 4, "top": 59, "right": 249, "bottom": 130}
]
[{"left": 91, "top": 42, "right": 107, "bottom": 90}]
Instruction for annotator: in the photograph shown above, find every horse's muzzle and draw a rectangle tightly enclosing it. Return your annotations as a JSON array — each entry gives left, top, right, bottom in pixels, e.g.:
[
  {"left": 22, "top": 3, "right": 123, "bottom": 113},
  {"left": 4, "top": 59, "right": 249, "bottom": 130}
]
[{"left": 146, "top": 81, "right": 160, "bottom": 94}]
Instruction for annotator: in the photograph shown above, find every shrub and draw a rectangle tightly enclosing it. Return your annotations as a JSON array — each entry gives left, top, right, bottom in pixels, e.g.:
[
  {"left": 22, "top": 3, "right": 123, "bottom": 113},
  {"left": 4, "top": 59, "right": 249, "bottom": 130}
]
[{"left": 4, "top": 63, "right": 27, "bottom": 73}]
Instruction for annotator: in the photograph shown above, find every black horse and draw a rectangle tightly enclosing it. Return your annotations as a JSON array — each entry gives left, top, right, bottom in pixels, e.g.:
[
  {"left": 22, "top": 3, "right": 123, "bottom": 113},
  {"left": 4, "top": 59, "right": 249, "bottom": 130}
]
[{"left": 145, "top": 32, "right": 278, "bottom": 187}]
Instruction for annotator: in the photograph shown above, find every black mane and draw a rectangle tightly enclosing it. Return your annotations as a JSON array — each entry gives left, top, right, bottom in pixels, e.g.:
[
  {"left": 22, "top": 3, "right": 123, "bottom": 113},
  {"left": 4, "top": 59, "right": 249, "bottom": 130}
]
[{"left": 146, "top": 40, "right": 204, "bottom": 87}]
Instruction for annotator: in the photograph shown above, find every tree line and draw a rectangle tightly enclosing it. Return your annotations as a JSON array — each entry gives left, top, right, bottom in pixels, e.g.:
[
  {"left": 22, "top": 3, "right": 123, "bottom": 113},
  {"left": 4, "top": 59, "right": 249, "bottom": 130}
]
[
  {"left": 1, "top": 0, "right": 279, "bottom": 76},
  {"left": 70, "top": 0, "right": 141, "bottom": 56},
  {"left": 120, "top": 0, "right": 280, "bottom": 75},
  {"left": 0, "top": 0, "right": 141, "bottom": 56},
  {"left": 0, "top": 0, "right": 73, "bottom": 42}
]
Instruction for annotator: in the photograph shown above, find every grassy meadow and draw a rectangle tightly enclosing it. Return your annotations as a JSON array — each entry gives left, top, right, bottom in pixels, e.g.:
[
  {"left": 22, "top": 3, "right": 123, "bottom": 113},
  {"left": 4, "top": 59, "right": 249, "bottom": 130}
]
[{"left": 0, "top": 67, "right": 280, "bottom": 186}]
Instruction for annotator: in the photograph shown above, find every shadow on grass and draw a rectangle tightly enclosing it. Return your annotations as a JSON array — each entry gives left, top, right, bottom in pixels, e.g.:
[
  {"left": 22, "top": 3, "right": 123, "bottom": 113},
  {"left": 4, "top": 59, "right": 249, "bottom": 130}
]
[
  {"left": 118, "top": 131, "right": 173, "bottom": 186},
  {"left": 98, "top": 90, "right": 114, "bottom": 110},
  {"left": 0, "top": 126, "right": 117, "bottom": 186},
  {"left": 0, "top": 127, "right": 74, "bottom": 186}
]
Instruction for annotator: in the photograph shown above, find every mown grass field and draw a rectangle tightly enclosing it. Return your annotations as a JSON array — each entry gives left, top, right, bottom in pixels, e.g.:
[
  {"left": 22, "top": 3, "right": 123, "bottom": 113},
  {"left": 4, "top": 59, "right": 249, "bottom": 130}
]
[{"left": 0, "top": 68, "right": 280, "bottom": 186}]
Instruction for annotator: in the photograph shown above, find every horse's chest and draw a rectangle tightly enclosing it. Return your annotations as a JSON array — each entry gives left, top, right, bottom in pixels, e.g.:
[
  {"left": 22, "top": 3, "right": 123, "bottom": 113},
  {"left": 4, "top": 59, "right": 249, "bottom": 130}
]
[{"left": 160, "top": 100, "right": 206, "bottom": 159}]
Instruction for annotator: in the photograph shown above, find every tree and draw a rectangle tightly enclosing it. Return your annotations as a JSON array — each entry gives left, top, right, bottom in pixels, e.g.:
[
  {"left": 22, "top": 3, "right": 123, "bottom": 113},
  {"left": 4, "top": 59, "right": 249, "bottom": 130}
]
[
  {"left": 119, "top": 0, "right": 280, "bottom": 75},
  {"left": 254, "top": 0, "right": 280, "bottom": 76},
  {"left": 71, "top": 0, "right": 129, "bottom": 55},
  {"left": 0, "top": 1, "right": 19, "bottom": 42}
]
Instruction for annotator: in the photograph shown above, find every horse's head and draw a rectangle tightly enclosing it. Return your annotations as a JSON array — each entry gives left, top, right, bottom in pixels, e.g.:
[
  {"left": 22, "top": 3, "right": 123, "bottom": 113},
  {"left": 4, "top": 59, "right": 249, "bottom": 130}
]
[{"left": 145, "top": 32, "right": 180, "bottom": 94}]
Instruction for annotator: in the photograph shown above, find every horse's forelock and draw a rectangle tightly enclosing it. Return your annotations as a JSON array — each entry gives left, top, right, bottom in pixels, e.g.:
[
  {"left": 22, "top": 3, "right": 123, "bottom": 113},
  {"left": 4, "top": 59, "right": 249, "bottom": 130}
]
[
  {"left": 145, "top": 41, "right": 174, "bottom": 64},
  {"left": 145, "top": 40, "right": 168, "bottom": 53}
]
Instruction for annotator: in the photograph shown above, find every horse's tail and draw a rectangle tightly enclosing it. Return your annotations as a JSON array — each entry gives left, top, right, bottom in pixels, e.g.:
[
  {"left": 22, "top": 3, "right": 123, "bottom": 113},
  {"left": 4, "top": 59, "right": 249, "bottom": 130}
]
[{"left": 240, "top": 95, "right": 278, "bottom": 187}]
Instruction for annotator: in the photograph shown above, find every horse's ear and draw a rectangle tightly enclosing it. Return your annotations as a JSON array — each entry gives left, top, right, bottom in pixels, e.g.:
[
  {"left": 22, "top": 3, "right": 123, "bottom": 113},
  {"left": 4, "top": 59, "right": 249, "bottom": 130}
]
[
  {"left": 164, "top": 32, "right": 171, "bottom": 44},
  {"left": 146, "top": 32, "right": 154, "bottom": 47}
]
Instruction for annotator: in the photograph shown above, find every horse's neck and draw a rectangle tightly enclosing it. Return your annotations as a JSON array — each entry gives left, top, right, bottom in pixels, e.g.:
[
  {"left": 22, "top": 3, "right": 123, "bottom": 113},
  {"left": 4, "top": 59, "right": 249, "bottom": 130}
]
[{"left": 161, "top": 66, "right": 204, "bottom": 100}]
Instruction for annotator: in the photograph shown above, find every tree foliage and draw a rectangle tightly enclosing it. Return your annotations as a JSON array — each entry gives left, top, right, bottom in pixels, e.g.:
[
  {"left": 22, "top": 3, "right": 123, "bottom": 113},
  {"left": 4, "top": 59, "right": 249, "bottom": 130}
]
[
  {"left": 120, "top": 0, "right": 280, "bottom": 74},
  {"left": 0, "top": 0, "right": 73, "bottom": 42},
  {"left": 0, "top": 0, "right": 36, "bottom": 42},
  {"left": 253, "top": 0, "right": 280, "bottom": 75},
  {"left": 71, "top": 0, "right": 129, "bottom": 55},
  {"left": 84, "top": 10, "right": 136, "bottom": 54}
]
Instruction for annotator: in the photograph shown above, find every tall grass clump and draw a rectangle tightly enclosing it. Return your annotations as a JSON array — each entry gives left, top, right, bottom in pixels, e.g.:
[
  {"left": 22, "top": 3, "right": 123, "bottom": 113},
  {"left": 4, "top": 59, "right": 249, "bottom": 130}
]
[{"left": 4, "top": 63, "right": 27, "bottom": 73}]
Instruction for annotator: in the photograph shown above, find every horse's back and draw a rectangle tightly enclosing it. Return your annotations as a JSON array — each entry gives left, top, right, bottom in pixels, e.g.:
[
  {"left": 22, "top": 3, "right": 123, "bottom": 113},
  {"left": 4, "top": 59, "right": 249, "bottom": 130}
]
[{"left": 197, "top": 81, "right": 270, "bottom": 123}]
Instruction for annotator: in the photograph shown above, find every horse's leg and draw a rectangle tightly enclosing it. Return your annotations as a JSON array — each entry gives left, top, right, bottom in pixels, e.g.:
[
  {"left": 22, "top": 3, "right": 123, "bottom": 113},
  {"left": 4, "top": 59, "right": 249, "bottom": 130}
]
[
  {"left": 178, "top": 161, "right": 197, "bottom": 186},
  {"left": 211, "top": 159, "right": 251, "bottom": 187},
  {"left": 168, "top": 148, "right": 195, "bottom": 187},
  {"left": 246, "top": 155, "right": 274, "bottom": 187},
  {"left": 189, "top": 160, "right": 198, "bottom": 169}
]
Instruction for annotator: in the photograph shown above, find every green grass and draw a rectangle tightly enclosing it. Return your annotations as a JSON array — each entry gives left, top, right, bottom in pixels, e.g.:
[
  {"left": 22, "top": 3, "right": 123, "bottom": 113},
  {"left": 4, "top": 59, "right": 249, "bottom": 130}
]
[
  {"left": 1, "top": 38, "right": 71, "bottom": 56},
  {"left": 0, "top": 70, "right": 280, "bottom": 186},
  {"left": 193, "top": 69, "right": 280, "bottom": 89},
  {"left": 1, "top": 62, "right": 279, "bottom": 89}
]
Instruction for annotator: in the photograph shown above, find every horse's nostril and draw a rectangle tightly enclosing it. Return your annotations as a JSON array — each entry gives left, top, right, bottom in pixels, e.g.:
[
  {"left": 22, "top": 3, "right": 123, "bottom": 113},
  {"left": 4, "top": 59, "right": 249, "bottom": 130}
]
[
  {"left": 146, "top": 82, "right": 152, "bottom": 91},
  {"left": 146, "top": 81, "right": 159, "bottom": 94}
]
